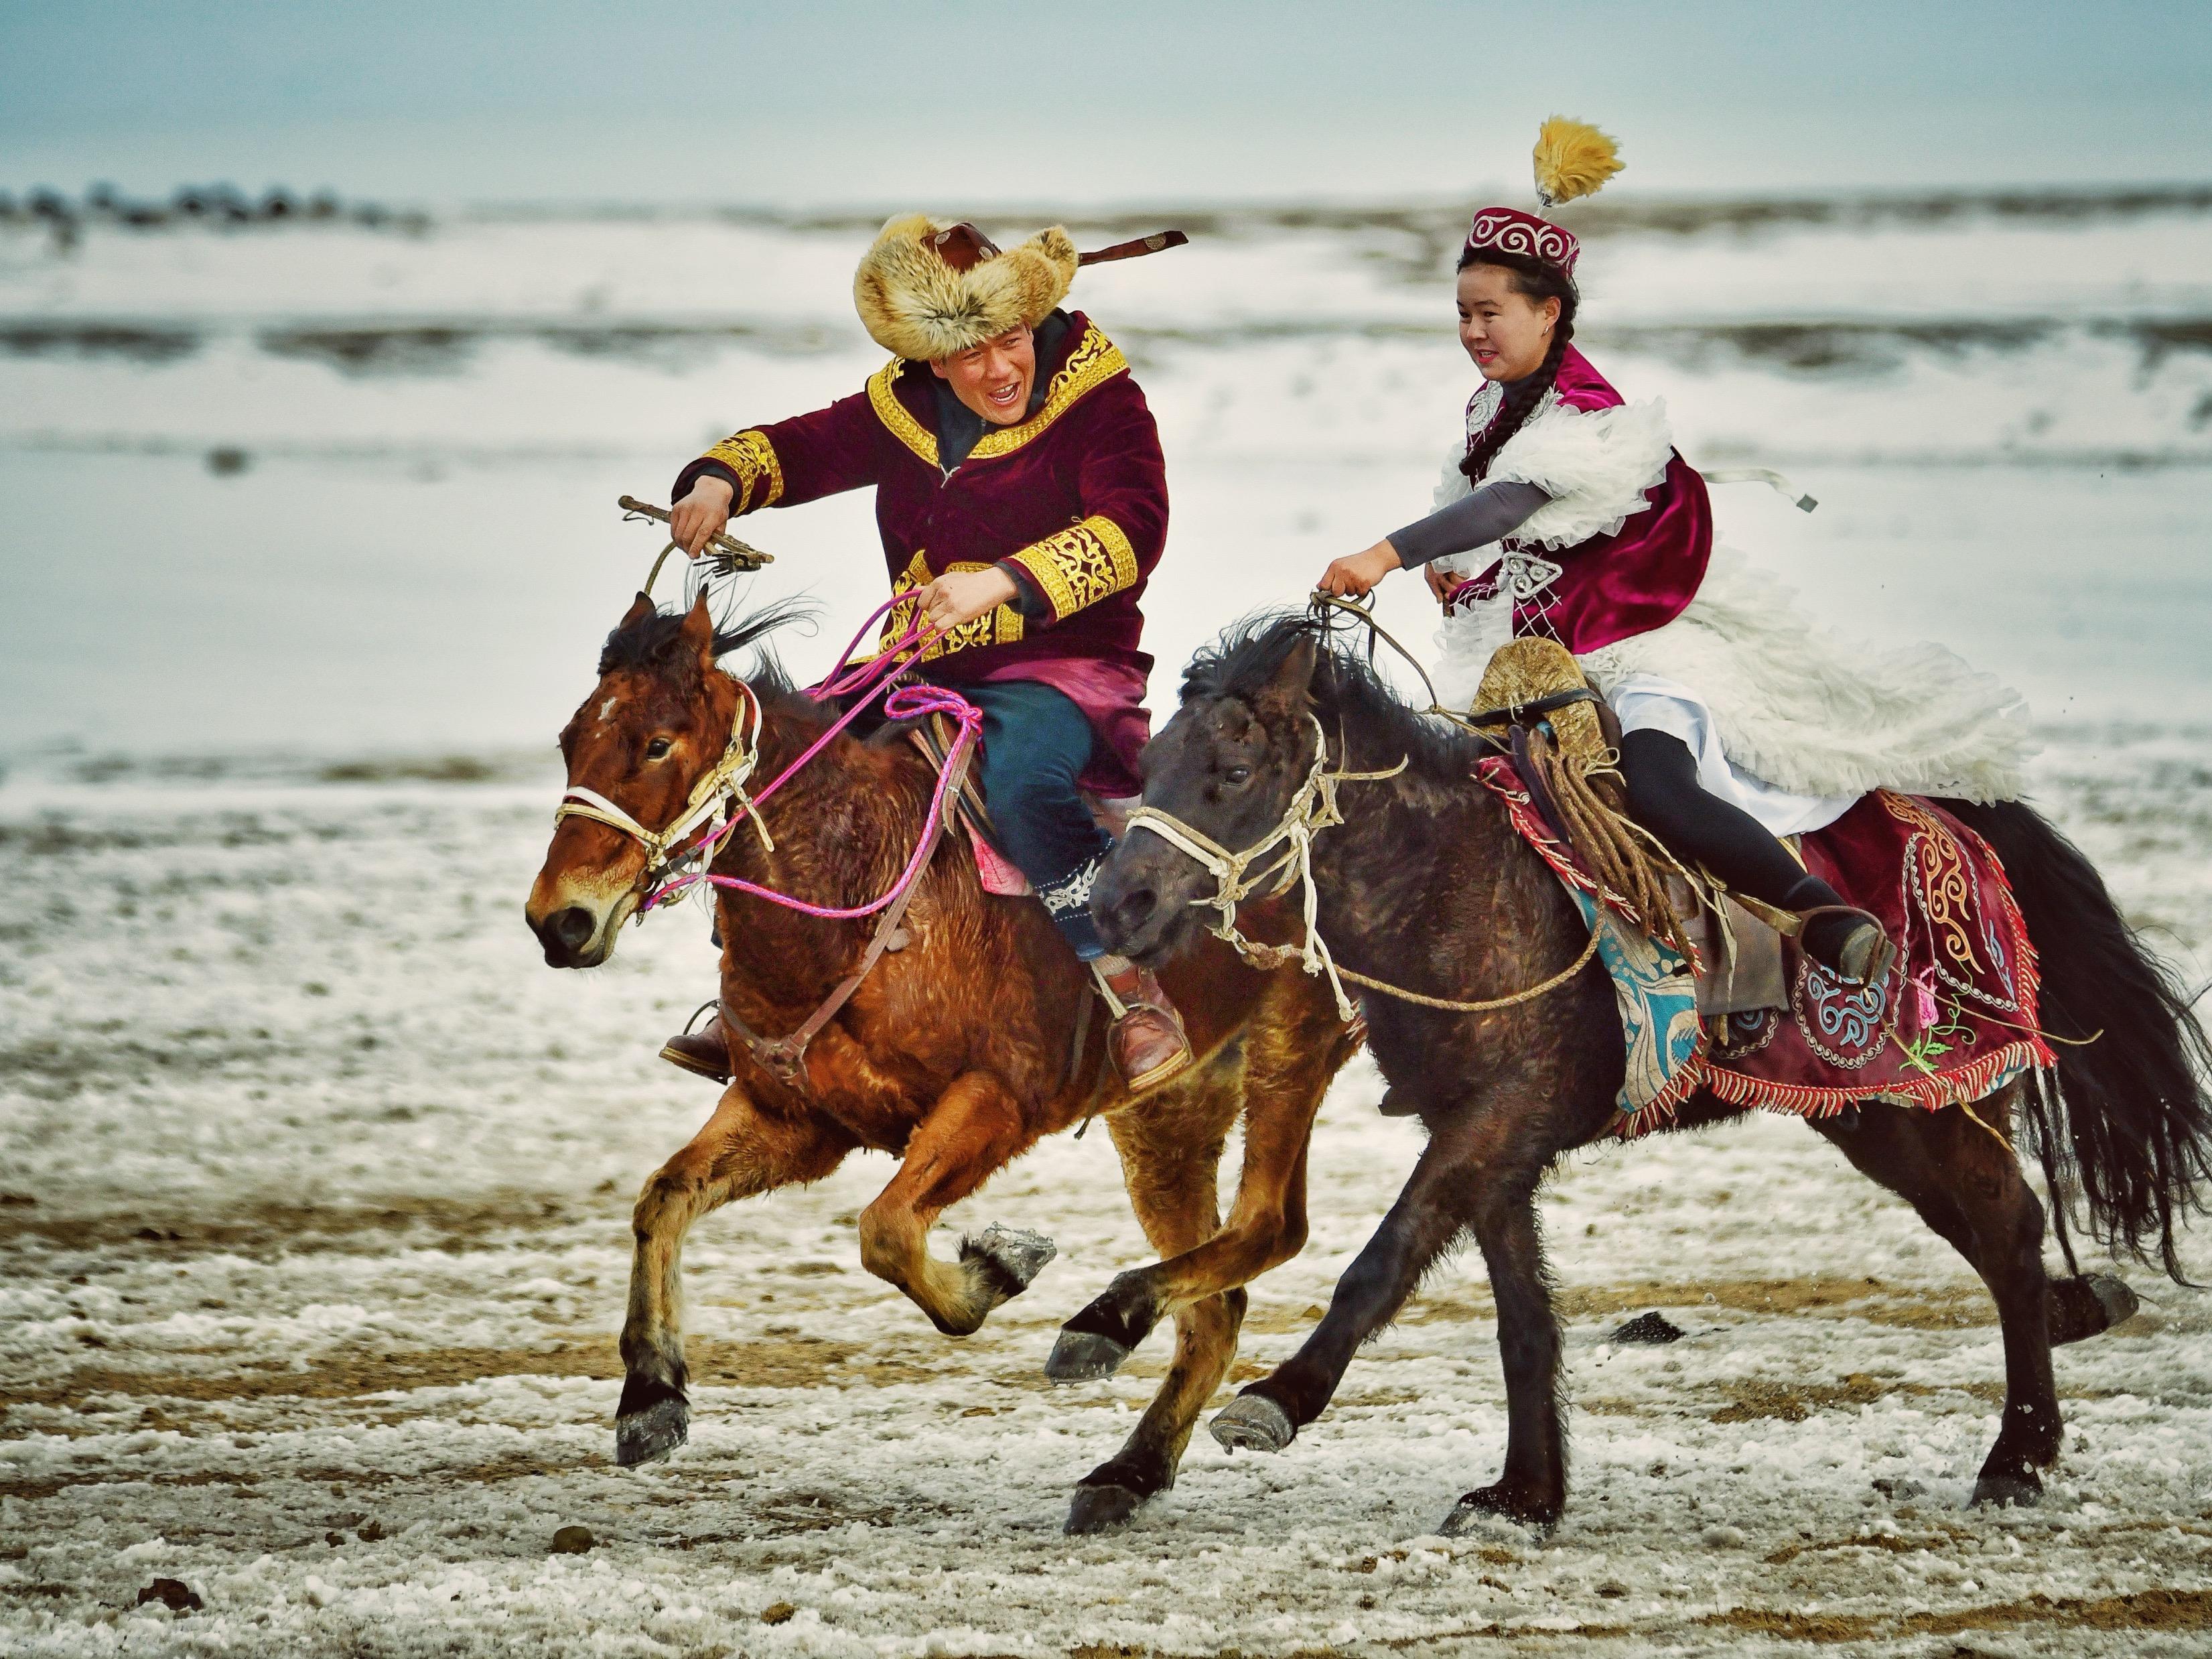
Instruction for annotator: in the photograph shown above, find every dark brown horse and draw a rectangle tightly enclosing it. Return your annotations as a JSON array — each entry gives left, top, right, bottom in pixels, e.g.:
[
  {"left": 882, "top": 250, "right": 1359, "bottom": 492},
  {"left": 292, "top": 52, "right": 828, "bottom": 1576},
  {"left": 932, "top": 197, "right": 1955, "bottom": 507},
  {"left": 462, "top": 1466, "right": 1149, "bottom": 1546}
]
[
  {"left": 525, "top": 594, "right": 1359, "bottom": 1530},
  {"left": 1091, "top": 614, "right": 2212, "bottom": 1532}
]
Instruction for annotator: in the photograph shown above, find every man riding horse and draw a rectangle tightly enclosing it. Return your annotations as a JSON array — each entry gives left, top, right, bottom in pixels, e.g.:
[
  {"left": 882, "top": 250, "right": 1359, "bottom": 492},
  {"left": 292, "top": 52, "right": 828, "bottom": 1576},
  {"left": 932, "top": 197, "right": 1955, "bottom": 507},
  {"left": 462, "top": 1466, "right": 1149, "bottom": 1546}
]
[{"left": 659, "top": 214, "right": 1191, "bottom": 1090}]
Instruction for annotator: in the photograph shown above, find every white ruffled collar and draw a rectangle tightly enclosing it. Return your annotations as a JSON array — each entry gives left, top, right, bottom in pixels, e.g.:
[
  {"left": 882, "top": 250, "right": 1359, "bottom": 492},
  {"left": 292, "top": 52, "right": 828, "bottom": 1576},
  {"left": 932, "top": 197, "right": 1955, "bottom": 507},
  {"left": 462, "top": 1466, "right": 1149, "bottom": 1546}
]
[{"left": 1463, "top": 378, "right": 1563, "bottom": 442}]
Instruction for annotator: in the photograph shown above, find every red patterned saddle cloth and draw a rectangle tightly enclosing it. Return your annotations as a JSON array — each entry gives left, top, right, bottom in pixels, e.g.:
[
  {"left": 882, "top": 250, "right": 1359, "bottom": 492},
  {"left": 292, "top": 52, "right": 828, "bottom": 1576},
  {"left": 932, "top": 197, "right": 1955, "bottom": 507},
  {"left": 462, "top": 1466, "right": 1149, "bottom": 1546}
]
[{"left": 1476, "top": 756, "right": 2055, "bottom": 1136}]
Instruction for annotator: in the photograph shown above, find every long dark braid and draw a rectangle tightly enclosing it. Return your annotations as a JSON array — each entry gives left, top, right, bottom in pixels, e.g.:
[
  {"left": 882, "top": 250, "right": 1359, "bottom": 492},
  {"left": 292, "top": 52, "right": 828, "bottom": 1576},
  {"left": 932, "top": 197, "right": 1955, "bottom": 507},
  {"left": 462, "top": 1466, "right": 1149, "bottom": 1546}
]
[{"left": 1458, "top": 248, "right": 1579, "bottom": 484}]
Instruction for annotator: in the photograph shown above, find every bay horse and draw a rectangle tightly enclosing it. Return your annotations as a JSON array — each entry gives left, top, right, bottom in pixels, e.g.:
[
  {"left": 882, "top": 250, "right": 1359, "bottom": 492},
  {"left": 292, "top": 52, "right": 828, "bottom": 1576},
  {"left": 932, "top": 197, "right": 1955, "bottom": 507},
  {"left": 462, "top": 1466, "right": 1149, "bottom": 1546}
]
[
  {"left": 1089, "top": 613, "right": 2212, "bottom": 1532},
  {"left": 525, "top": 593, "right": 1359, "bottom": 1531}
]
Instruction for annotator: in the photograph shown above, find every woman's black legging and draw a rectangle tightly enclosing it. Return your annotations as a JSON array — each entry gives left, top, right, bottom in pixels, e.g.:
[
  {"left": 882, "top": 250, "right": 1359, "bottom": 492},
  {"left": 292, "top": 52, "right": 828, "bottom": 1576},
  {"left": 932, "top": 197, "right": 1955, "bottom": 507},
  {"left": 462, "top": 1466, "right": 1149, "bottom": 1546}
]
[{"left": 1616, "top": 728, "right": 1841, "bottom": 916}]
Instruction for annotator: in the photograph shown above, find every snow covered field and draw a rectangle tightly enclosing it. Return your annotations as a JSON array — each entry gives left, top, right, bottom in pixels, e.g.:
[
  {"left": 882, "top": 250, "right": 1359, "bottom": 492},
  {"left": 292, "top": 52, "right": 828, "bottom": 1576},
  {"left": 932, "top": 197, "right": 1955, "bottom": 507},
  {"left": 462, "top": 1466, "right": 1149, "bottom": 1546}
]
[
  {"left": 3, "top": 737, "right": 2211, "bottom": 1655},
  {"left": 5, "top": 192, "right": 2212, "bottom": 1653}
]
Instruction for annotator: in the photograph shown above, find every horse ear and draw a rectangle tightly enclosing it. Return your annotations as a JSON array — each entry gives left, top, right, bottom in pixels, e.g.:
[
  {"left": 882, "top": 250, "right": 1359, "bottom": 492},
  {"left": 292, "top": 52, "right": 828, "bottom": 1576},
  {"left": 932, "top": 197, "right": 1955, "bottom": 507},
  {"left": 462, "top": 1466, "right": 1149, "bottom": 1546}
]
[
  {"left": 620, "top": 590, "right": 655, "bottom": 630},
  {"left": 1254, "top": 633, "right": 1319, "bottom": 722},
  {"left": 679, "top": 591, "right": 717, "bottom": 658}
]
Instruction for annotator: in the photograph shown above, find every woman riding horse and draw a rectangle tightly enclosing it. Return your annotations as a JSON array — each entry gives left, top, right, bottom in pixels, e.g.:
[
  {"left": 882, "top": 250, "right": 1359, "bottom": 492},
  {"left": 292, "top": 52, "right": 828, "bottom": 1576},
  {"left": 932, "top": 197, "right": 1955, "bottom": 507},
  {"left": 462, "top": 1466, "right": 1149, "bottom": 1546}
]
[
  {"left": 661, "top": 214, "right": 1192, "bottom": 1090},
  {"left": 1316, "top": 118, "right": 2032, "bottom": 980}
]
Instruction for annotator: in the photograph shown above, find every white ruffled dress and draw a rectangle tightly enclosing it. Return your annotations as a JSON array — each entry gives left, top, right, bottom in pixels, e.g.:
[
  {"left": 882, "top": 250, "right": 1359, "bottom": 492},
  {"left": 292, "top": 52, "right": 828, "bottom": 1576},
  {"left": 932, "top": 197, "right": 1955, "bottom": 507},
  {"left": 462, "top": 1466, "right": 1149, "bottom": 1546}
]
[{"left": 1429, "top": 381, "right": 2032, "bottom": 834}]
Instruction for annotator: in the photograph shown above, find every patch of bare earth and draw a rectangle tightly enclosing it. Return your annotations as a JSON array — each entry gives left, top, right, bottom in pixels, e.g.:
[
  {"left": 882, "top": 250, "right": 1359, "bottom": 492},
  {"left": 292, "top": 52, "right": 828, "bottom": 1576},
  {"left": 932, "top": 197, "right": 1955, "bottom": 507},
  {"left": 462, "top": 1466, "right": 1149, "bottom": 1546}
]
[
  {"left": 1696, "top": 1585, "right": 2212, "bottom": 1641},
  {"left": 7, "top": 1331, "right": 942, "bottom": 1412},
  {"left": 0, "top": 1191, "right": 628, "bottom": 1256}
]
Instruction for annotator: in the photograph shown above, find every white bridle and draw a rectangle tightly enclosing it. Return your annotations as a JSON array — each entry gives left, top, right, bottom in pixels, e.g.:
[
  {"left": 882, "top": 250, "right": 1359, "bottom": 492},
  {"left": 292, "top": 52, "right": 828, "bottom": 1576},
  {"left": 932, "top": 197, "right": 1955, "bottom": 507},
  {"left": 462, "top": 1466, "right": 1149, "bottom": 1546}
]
[
  {"left": 1121, "top": 713, "right": 1406, "bottom": 1022},
  {"left": 553, "top": 677, "right": 774, "bottom": 888}
]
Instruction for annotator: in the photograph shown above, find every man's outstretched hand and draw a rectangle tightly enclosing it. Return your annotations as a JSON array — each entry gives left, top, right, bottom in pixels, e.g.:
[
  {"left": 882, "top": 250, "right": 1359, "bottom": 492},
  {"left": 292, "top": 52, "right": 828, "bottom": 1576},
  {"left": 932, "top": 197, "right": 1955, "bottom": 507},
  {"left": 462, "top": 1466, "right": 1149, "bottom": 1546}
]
[{"left": 669, "top": 476, "right": 736, "bottom": 557}]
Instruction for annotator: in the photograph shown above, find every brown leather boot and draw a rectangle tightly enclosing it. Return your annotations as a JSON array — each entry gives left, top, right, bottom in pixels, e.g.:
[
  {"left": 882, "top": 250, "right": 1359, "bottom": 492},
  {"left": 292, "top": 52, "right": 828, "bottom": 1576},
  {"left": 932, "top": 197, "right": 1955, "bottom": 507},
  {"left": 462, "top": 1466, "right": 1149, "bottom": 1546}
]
[
  {"left": 1097, "top": 960, "right": 1193, "bottom": 1092},
  {"left": 660, "top": 1003, "right": 732, "bottom": 1083}
]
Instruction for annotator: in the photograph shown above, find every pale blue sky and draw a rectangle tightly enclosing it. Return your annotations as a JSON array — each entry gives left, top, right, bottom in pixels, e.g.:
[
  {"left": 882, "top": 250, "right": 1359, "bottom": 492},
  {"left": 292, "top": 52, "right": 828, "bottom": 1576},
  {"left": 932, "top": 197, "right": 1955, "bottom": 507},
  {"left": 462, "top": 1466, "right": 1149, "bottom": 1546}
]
[{"left": 4, "top": 1, "right": 2209, "bottom": 204}]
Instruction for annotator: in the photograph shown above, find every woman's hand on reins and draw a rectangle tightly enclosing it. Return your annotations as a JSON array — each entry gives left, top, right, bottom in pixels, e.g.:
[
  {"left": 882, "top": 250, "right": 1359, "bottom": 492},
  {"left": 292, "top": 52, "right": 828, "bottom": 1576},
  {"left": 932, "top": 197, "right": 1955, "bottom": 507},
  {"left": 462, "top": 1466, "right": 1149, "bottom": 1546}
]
[
  {"left": 670, "top": 476, "right": 736, "bottom": 557},
  {"left": 1318, "top": 540, "right": 1403, "bottom": 599},
  {"left": 1424, "top": 563, "right": 1457, "bottom": 607},
  {"left": 919, "top": 567, "right": 1019, "bottom": 631}
]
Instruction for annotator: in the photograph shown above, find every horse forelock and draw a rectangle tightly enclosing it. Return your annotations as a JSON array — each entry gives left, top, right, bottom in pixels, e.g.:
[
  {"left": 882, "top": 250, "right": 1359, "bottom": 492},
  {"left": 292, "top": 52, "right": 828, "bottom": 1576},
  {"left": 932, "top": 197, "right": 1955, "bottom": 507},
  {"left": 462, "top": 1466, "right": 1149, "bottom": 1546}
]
[
  {"left": 1178, "top": 611, "right": 1327, "bottom": 707},
  {"left": 1179, "top": 610, "right": 1479, "bottom": 781},
  {"left": 598, "top": 594, "right": 812, "bottom": 675}
]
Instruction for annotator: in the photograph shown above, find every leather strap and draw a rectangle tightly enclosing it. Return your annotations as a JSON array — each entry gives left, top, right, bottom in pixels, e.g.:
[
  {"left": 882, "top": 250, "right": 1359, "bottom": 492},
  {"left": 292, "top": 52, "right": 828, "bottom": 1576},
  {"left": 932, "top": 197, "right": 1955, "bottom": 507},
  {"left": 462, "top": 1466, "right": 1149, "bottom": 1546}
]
[
  {"left": 1465, "top": 686, "right": 1602, "bottom": 728},
  {"left": 1508, "top": 723, "right": 1574, "bottom": 847},
  {"left": 720, "top": 746, "right": 969, "bottom": 1100},
  {"left": 1077, "top": 230, "right": 1189, "bottom": 266}
]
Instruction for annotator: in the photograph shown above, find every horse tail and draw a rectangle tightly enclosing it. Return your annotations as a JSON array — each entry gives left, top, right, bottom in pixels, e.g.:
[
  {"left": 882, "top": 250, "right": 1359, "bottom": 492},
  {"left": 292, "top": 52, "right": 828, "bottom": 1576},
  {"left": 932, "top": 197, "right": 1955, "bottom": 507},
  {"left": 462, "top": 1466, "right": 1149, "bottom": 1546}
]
[{"left": 1945, "top": 797, "right": 2212, "bottom": 1284}]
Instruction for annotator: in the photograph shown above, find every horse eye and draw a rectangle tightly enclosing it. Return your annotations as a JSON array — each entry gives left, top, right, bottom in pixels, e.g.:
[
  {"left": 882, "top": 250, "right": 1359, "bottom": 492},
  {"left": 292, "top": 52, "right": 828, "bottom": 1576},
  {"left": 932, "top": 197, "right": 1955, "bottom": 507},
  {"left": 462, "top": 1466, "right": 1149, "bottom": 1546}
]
[
  {"left": 1225, "top": 766, "right": 1251, "bottom": 785},
  {"left": 644, "top": 738, "right": 673, "bottom": 761}
]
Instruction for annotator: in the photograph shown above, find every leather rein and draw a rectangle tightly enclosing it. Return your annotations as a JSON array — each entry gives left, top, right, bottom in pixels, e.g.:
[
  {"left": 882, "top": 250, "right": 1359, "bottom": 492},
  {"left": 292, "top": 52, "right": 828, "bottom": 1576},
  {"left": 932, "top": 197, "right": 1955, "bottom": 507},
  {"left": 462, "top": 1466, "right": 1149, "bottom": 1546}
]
[{"left": 714, "top": 742, "right": 969, "bottom": 1098}]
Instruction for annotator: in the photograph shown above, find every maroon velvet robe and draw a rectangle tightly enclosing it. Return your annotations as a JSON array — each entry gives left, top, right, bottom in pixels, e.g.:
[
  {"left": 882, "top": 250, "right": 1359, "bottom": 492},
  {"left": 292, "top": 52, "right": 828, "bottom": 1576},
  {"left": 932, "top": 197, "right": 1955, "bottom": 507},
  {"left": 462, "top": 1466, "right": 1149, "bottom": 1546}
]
[{"left": 673, "top": 311, "right": 1165, "bottom": 797}]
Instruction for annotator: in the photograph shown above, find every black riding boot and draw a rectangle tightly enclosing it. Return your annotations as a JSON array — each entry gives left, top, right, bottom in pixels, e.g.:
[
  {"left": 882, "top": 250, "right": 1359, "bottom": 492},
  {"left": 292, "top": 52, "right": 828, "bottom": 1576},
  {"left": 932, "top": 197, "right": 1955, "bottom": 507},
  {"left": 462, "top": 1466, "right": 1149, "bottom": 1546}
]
[{"left": 1618, "top": 728, "right": 1894, "bottom": 984}]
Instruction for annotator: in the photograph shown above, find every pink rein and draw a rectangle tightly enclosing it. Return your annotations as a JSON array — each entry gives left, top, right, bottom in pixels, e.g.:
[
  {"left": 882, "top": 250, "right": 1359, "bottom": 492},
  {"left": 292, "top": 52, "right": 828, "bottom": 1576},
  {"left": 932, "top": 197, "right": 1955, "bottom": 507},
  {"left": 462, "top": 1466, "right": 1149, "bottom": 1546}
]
[{"left": 638, "top": 596, "right": 983, "bottom": 923}]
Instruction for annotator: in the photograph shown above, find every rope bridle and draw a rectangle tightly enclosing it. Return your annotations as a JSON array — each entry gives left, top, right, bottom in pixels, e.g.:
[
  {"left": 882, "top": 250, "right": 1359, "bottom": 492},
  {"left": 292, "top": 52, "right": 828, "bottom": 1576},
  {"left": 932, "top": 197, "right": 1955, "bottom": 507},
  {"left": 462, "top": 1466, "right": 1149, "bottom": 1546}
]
[
  {"left": 1123, "top": 690, "right": 1599, "bottom": 1023},
  {"left": 1122, "top": 714, "right": 1400, "bottom": 1024}
]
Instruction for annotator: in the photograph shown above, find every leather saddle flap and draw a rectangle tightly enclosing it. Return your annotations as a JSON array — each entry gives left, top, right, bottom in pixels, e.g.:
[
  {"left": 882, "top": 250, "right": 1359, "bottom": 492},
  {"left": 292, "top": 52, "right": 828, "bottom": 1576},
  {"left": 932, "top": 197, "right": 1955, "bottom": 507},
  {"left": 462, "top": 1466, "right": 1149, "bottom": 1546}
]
[{"left": 1675, "top": 877, "right": 1789, "bottom": 1016}]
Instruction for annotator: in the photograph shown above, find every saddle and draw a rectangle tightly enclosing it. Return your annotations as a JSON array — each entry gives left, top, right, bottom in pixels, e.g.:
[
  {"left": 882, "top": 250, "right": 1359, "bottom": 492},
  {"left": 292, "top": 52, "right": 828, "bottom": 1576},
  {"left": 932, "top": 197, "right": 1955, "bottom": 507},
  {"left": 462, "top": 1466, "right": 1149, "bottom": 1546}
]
[{"left": 1470, "top": 640, "right": 1786, "bottom": 1018}]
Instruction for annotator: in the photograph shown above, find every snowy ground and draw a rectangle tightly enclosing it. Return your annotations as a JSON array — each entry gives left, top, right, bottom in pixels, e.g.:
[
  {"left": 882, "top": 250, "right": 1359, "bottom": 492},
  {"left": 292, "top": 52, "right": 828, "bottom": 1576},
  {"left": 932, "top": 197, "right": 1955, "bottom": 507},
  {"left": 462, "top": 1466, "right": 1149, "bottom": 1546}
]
[
  {"left": 6, "top": 189, "right": 2212, "bottom": 1654},
  {"left": 3, "top": 728, "right": 2211, "bottom": 1658}
]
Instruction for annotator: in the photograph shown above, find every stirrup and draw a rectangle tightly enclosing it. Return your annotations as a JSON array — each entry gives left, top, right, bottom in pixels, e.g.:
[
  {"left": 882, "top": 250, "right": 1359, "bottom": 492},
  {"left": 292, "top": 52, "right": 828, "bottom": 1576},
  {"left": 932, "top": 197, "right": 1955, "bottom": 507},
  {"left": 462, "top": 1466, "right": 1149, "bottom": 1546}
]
[
  {"left": 1093, "top": 961, "right": 1194, "bottom": 1093},
  {"left": 1795, "top": 905, "right": 1896, "bottom": 986},
  {"left": 659, "top": 1000, "right": 731, "bottom": 1082}
]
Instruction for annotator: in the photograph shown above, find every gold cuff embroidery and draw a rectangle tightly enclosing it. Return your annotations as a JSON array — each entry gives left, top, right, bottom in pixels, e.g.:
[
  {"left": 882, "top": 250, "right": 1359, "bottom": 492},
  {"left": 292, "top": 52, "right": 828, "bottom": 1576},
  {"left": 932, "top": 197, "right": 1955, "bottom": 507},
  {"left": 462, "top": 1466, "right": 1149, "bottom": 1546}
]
[
  {"left": 699, "top": 429, "right": 784, "bottom": 513},
  {"left": 1010, "top": 515, "right": 1141, "bottom": 622},
  {"left": 878, "top": 549, "right": 1026, "bottom": 662}
]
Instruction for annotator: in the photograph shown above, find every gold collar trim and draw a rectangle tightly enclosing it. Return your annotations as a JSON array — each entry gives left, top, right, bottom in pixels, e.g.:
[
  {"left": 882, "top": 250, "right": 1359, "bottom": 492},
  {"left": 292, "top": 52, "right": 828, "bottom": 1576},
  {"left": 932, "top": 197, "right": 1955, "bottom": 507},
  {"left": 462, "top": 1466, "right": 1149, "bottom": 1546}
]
[{"left": 866, "top": 322, "right": 1129, "bottom": 472}]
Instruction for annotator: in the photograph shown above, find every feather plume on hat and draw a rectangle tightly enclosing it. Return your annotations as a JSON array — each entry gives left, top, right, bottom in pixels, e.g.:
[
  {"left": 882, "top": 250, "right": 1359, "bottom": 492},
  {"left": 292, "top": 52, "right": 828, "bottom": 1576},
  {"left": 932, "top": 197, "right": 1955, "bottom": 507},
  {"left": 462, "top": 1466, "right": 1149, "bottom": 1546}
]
[{"left": 1532, "top": 117, "right": 1623, "bottom": 209}]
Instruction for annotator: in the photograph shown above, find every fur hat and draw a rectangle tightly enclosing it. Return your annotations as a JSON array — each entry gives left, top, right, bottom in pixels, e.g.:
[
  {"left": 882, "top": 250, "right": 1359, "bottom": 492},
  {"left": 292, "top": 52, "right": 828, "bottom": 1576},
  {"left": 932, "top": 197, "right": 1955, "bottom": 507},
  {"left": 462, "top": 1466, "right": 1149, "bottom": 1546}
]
[{"left": 853, "top": 213, "right": 1079, "bottom": 361}]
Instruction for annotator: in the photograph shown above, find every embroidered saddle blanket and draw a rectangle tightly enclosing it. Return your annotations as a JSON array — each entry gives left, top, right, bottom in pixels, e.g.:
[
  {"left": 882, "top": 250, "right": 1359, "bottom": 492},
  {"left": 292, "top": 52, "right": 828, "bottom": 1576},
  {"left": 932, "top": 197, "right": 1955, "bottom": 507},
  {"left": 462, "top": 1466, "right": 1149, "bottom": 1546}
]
[{"left": 1475, "top": 756, "right": 2055, "bottom": 1136}]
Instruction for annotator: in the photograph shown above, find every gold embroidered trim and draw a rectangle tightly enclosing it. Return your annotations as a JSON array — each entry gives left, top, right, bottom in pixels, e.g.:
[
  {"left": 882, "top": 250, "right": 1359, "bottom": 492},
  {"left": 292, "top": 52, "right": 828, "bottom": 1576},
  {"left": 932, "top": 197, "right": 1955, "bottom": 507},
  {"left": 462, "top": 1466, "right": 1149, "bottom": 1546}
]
[
  {"left": 868, "top": 362, "right": 939, "bottom": 468},
  {"left": 1009, "top": 515, "right": 1140, "bottom": 622},
  {"left": 878, "top": 548, "right": 1026, "bottom": 662},
  {"left": 865, "top": 323, "right": 1128, "bottom": 472},
  {"left": 700, "top": 428, "right": 784, "bottom": 512},
  {"left": 968, "top": 325, "right": 1128, "bottom": 462}
]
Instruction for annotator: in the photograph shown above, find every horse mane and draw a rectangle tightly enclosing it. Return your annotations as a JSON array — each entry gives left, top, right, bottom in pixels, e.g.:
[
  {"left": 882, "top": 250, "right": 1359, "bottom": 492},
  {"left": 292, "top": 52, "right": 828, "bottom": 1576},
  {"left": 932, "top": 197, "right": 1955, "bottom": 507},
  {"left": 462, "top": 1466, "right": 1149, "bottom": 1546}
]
[{"left": 1181, "top": 611, "right": 1482, "bottom": 779}]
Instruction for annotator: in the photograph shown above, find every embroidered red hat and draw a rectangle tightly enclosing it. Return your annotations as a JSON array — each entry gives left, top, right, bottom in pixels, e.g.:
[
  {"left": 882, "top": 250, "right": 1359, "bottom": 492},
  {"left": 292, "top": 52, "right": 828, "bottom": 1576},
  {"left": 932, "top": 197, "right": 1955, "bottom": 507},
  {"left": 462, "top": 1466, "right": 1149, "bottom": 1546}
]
[
  {"left": 1462, "top": 117, "right": 1623, "bottom": 278},
  {"left": 1463, "top": 206, "right": 1584, "bottom": 275}
]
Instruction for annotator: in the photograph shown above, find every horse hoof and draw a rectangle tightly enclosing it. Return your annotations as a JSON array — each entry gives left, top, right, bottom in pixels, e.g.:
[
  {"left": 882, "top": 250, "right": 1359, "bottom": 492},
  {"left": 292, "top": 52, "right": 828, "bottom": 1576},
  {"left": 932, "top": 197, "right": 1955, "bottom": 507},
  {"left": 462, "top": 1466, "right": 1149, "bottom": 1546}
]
[
  {"left": 1971, "top": 1473, "right": 2041, "bottom": 1508},
  {"left": 1064, "top": 1483, "right": 1147, "bottom": 1534},
  {"left": 1210, "top": 1392, "right": 1294, "bottom": 1455},
  {"left": 1439, "top": 1486, "right": 1558, "bottom": 1538},
  {"left": 2087, "top": 1274, "right": 2140, "bottom": 1330},
  {"left": 960, "top": 1223, "right": 1058, "bottom": 1303},
  {"left": 1046, "top": 1329, "right": 1131, "bottom": 1384},
  {"left": 615, "top": 1398, "right": 689, "bottom": 1467}
]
